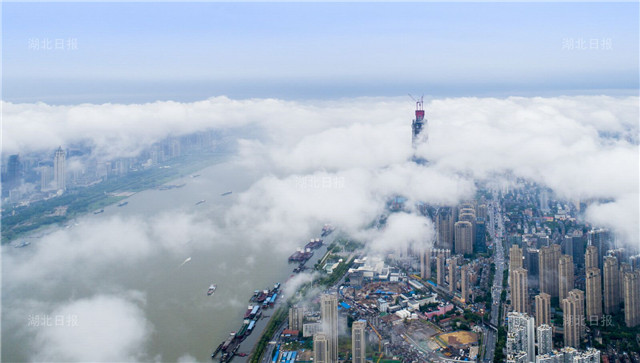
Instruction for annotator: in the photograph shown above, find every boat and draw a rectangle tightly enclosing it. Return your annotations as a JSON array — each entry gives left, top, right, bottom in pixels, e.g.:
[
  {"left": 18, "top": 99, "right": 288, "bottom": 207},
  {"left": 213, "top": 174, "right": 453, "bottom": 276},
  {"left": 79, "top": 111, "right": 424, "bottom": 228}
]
[
  {"left": 321, "top": 224, "right": 335, "bottom": 237},
  {"left": 220, "top": 191, "right": 232, "bottom": 196},
  {"left": 14, "top": 241, "right": 31, "bottom": 248},
  {"left": 211, "top": 343, "right": 223, "bottom": 358},
  {"left": 207, "top": 284, "right": 217, "bottom": 296},
  {"left": 93, "top": 209, "right": 104, "bottom": 215},
  {"left": 117, "top": 201, "right": 129, "bottom": 207},
  {"left": 195, "top": 200, "right": 206, "bottom": 206}
]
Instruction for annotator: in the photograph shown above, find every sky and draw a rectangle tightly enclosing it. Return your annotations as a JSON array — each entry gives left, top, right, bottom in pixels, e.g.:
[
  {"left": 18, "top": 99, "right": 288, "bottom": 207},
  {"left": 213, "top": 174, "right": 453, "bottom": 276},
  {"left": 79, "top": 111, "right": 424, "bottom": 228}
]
[{"left": 2, "top": 2, "right": 639, "bottom": 103}]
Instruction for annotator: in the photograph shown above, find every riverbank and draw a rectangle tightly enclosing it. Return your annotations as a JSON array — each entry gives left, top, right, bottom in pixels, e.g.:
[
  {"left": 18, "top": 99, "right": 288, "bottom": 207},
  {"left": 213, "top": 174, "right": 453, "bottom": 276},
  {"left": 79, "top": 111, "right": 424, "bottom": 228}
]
[{"left": 1, "top": 152, "right": 229, "bottom": 244}]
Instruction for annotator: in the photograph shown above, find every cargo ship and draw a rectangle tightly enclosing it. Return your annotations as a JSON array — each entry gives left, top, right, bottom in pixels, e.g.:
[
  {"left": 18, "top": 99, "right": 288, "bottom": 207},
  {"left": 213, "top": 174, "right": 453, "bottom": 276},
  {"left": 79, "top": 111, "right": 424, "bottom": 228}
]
[
  {"left": 321, "top": 224, "right": 335, "bottom": 237},
  {"left": 220, "top": 191, "right": 232, "bottom": 196},
  {"left": 207, "top": 284, "right": 217, "bottom": 296},
  {"left": 288, "top": 249, "right": 314, "bottom": 262},
  {"left": 211, "top": 343, "right": 223, "bottom": 358},
  {"left": 117, "top": 201, "right": 129, "bottom": 207},
  {"left": 158, "top": 183, "right": 186, "bottom": 191},
  {"left": 93, "top": 209, "right": 104, "bottom": 215},
  {"left": 14, "top": 241, "right": 31, "bottom": 248},
  {"left": 196, "top": 200, "right": 206, "bottom": 205},
  {"left": 236, "top": 321, "right": 249, "bottom": 340},
  {"left": 305, "top": 238, "right": 323, "bottom": 249}
]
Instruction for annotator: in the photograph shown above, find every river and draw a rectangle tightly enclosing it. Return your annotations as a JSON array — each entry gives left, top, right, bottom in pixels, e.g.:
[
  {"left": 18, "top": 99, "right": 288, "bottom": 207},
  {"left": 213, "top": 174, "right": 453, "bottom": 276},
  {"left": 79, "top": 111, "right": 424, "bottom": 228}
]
[{"left": 2, "top": 156, "right": 332, "bottom": 362}]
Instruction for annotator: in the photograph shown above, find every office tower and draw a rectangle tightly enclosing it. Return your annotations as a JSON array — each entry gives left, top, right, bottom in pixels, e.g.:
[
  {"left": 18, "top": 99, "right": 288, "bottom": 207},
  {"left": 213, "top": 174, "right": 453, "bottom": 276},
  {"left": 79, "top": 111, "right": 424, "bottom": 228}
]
[
  {"left": 436, "top": 207, "right": 454, "bottom": 251},
  {"left": 506, "top": 312, "right": 535, "bottom": 363},
  {"left": 512, "top": 267, "right": 529, "bottom": 314},
  {"left": 475, "top": 218, "right": 487, "bottom": 253},
  {"left": 537, "top": 324, "right": 553, "bottom": 356},
  {"left": 40, "top": 164, "right": 53, "bottom": 191},
  {"left": 454, "top": 221, "right": 473, "bottom": 255},
  {"left": 420, "top": 248, "right": 431, "bottom": 279},
  {"left": 587, "top": 229, "right": 612, "bottom": 269},
  {"left": 523, "top": 248, "right": 539, "bottom": 289},
  {"left": 585, "top": 268, "right": 602, "bottom": 321},
  {"left": 321, "top": 294, "right": 338, "bottom": 362},
  {"left": 461, "top": 265, "right": 469, "bottom": 303},
  {"left": 558, "top": 255, "right": 575, "bottom": 302},
  {"left": 539, "top": 190, "right": 550, "bottom": 213},
  {"left": 411, "top": 97, "right": 427, "bottom": 146},
  {"left": 535, "top": 293, "right": 551, "bottom": 327},
  {"left": 313, "top": 333, "right": 329, "bottom": 363},
  {"left": 603, "top": 256, "right": 620, "bottom": 314},
  {"left": 624, "top": 271, "right": 640, "bottom": 327},
  {"left": 563, "top": 290, "right": 584, "bottom": 348},
  {"left": 570, "top": 231, "right": 586, "bottom": 267},
  {"left": 448, "top": 257, "right": 457, "bottom": 292},
  {"left": 436, "top": 253, "right": 445, "bottom": 286},
  {"left": 351, "top": 320, "right": 366, "bottom": 363},
  {"left": 539, "top": 244, "right": 561, "bottom": 298},
  {"left": 562, "top": 236, "right": 574, "bottom": 258},
  {"left": 289, "top": 306, "right": 304, "bottom": 331},
  {"left": 53, "top": 146, "right": 66, "bottom": 191},
  {"left": 585, "top": 245, "right": 598, "bottom": 270},
  {"left": 5, "top": 154, "right": 20, "bottom": 192}
]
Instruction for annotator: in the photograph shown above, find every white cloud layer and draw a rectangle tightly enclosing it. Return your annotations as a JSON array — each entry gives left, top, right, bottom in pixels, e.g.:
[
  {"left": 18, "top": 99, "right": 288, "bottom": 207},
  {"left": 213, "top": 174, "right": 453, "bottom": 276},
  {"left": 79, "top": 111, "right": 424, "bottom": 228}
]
[
  {"left": 31, "top": 294, "right": 151, "bottom": 362},
  {"left": 3, "top": 94, "right": 638, "bottom": 361}
]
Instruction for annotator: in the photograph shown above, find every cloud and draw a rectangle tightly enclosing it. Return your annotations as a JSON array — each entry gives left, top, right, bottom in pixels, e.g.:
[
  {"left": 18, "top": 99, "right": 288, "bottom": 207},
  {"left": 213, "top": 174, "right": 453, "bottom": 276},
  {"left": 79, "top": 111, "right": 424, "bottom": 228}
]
[
  {"left": 3, "top": 211, "right": 218, "bottom": 289},
  {"left": 31, "top": 294, "right": 152, "bottom": 362},
  {"left": 363, "top": 212, "right": 436, "bottom": 254},
  {"left": 4, "top": 95, "right": 637, "bottom": 250},
  {"left": 3, "top": 94, "right": 639, "bottom": 361},
  {"left": 282, "top": 271, "right": 319, "bottom": 300}
]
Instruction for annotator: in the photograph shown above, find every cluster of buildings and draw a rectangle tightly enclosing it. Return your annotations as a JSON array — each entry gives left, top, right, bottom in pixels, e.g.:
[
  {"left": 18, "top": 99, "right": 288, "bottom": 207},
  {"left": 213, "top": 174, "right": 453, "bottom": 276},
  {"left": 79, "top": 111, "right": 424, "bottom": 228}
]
[
  {"left": 501, "top": 186, "right": 640, "bottom": 362},
  {"left": 509, "top": 233, "right": 640, "bottom": 336},
  {"left": 506, "top": 311, "right": 600, "bottom": 363},
  {"left": 1, "top": 130, "right": 226, "bottom": 205}
]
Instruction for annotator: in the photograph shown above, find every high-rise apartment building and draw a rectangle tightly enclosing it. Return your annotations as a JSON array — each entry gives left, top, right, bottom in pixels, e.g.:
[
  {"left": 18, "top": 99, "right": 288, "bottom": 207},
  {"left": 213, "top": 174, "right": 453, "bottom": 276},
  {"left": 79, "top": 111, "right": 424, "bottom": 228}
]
[
  {"left": 539, "top": 244, "right": 561, "bottom": 298},
  {"left": 535, "top": 293, "right": 551, "bottom": 327},
  {"left": 512, "top": 267, "right": 529, "bottom": 314},
  {"left": 436, "top": 253, "right": 445, "bottom": 286},
  {"left": 436, "top": 207, "right": 454, "bottom": 251},
  {"left": 624, "top": 271, "right": 640, "bottom": 328},
  {"left": 420, "top": 248, "right": 431, "bottom": 279},
  {"left": 321, "top": 294, "right": 339, "bottom": 362},
  {"left": 585, "top": 245, "right": 598, "bottom": 270},
  {"left": 448, "top": 257, "right": 457, "bottom": 293},
  {"left": 461, "top": 264, "right": 470, "bottom": 303},
  {"left": 603, "top": 256, "right": 620, "bottom": 315},
  {"left": 313, "top": 333, "right": 329, "bottom": 363},
  {"left": 537, "top": 324, "right": 553, "bottom": 356},
  {"left": 585, "top": 268, "right": 602, "bottom": 321},
  {"left": 289, "top": 306, "right": 304, "bottom": 331},
  {"left": 563, "top": 290, "right": 584, "bottom": 348},
  {"left": 558, "top": 255, "right": 575, "bottom": 302},
  {"left": 506, "top": 312, "right": 535, "bottom": 363},
  {"left": 454, "top": 221, "right": 473, "bottom": 255},
  {"left": 53, "top": 146, "right": 66, "bottom": 191},
  {"left": 351, "top": 320, "right": 366, "bottom": 363}
]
